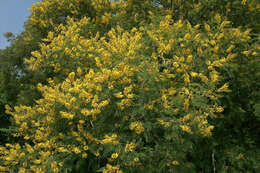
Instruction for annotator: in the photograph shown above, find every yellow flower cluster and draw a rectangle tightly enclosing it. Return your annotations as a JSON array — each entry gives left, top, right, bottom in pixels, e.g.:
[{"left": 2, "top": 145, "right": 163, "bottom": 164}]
[
  {"left": 157, "top": 119, "right": 172, "bottom": 128},
  {"left": 129, "top": 121, "right": 144, "bottom": 134},
  {"left": 28, "top": 0, "right": 90, "bottom": 29},
  {"left": 2, "top": 1, "right": 259, "bottom": 170},
  {"left": 102, "top": 164, "right": 123, "bottom": 173},
  {"left": 125, "top": 142, "right": 136, "bottom": 153},
  {"left": 100, "top": 134, "right": 119, "bottom": 145}
]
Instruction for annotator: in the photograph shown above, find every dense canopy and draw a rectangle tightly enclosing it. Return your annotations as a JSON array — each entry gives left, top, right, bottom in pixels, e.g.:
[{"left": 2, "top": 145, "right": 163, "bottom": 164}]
[{"left": 0, "top": 0, "right": 259, "bottom": 172}]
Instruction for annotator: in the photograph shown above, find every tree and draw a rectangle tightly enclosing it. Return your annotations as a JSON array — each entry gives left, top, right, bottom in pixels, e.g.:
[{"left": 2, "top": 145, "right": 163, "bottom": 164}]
[{"left": 0, "top": 0, "right": 259, "bottom": 172}]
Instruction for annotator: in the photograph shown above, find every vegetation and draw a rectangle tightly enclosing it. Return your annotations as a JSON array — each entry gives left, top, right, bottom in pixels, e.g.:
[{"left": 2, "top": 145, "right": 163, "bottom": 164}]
[{"left": 0, "top": 0, "right": 259, "bottom": 172}]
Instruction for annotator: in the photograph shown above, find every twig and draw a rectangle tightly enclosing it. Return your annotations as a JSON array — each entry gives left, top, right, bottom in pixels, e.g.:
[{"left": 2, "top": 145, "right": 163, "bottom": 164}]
[
  {"left": 212, "top": 152, "right": 216, "bottom": 173},
  {"left": 90, "top": 120, "right": 94, "bottom": 128}
]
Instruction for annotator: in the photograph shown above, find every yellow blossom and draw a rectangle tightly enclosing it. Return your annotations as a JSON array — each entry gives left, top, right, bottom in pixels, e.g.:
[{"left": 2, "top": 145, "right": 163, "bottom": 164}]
[
  {"left": 114, "top": 92, "right": 124, "bottom": 98},
  {"left": 111, "top": 153, "right": 119, "bottom": 159},
  {"left": 33, "top": 159, "right": 41, "bottom": 164},
  {"left": 241, "top": 0, "right": 247, "bottom": 5},
  {"left": 94, "top": 151, "right": 100, "bottom": 157},
  {"left": 216, "top": 106, "right": 224, "bottom": 113},
  {"left": 180, "top": 125, "right": 192, "bottom": 134},
  {"left": 237, "top": 153, "right": 244, "bottom": 160},
  {"left": 172, "top": 160, "right": 179, "bottom": 165},
  {"left": 82, "top": 153, "right": 88, "bottom": 159},
  {"left": 60, "top": 111, "right": 75, "bottom": 119},
  {"left": 134, "top": 157, "right": 140, "bottom": 162},
  {"left": 125, "top": 142, "right": 136, "bottom": 152},
  {"left": 226, "top": 45, "right": 235, "bottom": 53},
  {"left": 129, "top": 121, "right": 144, "bottom": 134},
  {"left": 25, "top": 143, "right": 34, "bottom": 154},
  {"left": 217, "top": 83, "right": 229, "bottom": 92},
  {"left": 73, "top": 147, "right": 81, "bottom": 154},
  {"left": 204, "top": 23, "right": 211, "bottom": 32},
  {"left": 83, "top": 145, "right": 89, "bottom": 151},
  {"left": 183, "top": 99, "right": 189, "bottom": 111}
]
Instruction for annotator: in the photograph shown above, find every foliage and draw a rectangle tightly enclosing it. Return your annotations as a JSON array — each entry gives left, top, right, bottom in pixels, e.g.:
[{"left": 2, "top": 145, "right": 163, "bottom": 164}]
[
  {"left": 153, "top": 1, "right": 260, "bottom": 172},
  {"left": 0, "top": 0, "right": 161, "bottom": 144},
  {"left": 157, "top": 0, "right": 260, "bottom": 33},
  {"left": 0, "top": 0, "right": 259, "bottom": 172}
]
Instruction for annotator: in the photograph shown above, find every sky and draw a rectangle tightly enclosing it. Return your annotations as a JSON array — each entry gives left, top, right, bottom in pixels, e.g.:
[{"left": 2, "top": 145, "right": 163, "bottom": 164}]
[{"left": 0, "top": 0, "right": 39, "bottom": 49}]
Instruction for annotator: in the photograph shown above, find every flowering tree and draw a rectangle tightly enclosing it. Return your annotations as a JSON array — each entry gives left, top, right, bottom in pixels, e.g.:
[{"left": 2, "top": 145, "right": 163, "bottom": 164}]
[{"left": 0, "top": 0, "right": 259, "bottom": 172}]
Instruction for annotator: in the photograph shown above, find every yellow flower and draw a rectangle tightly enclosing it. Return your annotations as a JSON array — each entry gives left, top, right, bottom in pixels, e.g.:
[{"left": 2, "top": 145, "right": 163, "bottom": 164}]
[
  {"left": 73, "top": 147, "right": 81, "bottom": 154},
  {"left": 217, "top": 83, "right": 229, "bottom": 92},
  {"left": 25, "top": 143, "right": 34, "bottom": 154},
  {"left": 190, "top": 72, "right": 198, "bottom": 77},
  {"left": 18, "top": 168, "right": 26, "bottom": 173},
  {"left": 236, "top": 153, "right": 244, "bottom": 160},
  {"left": 210, "top": 70, "right": 219, "bottom": 84},
  {"left": 77, "top": 67, "right": 82, "bottom": 75},
  {"left": 82, "top": 153, "right": 88, "bottom": 159},
  {"left": 123, "top": 116, "right": 129, "bottom": 121},
  {"left": 19, "top": 152, "right": 25, "bottom": 158},
  {"left": 20, "top": 122, "right": 28, "bottom": 130},
  {"left": 242, "top": 50, "right": 251, "bottom": 56},
  {"left": 83, "top": 145, "right": 89, "bottom": 151},
  {"left": 33, "top": 159, "right": 41, "bottom": 164},
  {"left": 183, "top": 73, "right": 190, "bottom": 83},
  {"left": 101, "top": 12, "right": 111, "bottom": 24},
  {"left": 214, "top": 13, "right": 221, "bottom": 23},
  {"left": 72, "top": 47, "right": 77, "bottom": 52},
  {"left": 134, "top": 157, "right": 140, "bottom": 162},
  {"left": 204, "top": 23, "right": 211, "bottom": 32},
  {"left": 103, "top": 164, "right": 121, "bottom": 173},
  {"left": 226, "top": 45, "right": 235, "bottom": 53},
  {"left": 168, "top": 88, "right": 176, "bottom": 95},
  {"left": 60, "top": 111, "right": 75, "bottom": 119},
  {"left": 57, "top": 147, "right": 68, "bottom": 153},
  {"left": 186, "top": 55, "right": 192, "bottom": 63},
  {"left": 172, "top": 160, "right": 179, "bottom": 166},
  {"left": 184, "top": 33, "right": 191, "bottom": 40},
  {"left": 125, "top": 142, "right": 136, "bottom": 152},
  {"left": 216, "top": 107, "right": 224, "bottom": 113},
  {"left": 194, "top": 33, "right": 201, "bottom": 41},
  {"left": 183, "top": 99, "right": 189, "bottom": 111},
  {"left": 51, "top": 161, "right": 59, "bottom": 173},
  {"left": 58, "top": 162, "right": 64, "bottom": 167},
  {"left": 199, "top": 73, "right": 208, "bottom": 83},
  {"left": 111, "top": 153, "right": 119, "bottom": 159},
  {"left": 180, "top": 125, "right": 192, "bottom": 134},
  {"left": 180, "top": 114, "right": 192, "bottom": 122},
  {"left": 112, "top": 70, "right": 122, "bottom": 79},
  {"left": 172, "top": 62, "right": 179, "bottom": 68},
  {"left": 241, "top": 0, "right": 247, "bottom": 5},
  {"left": 79, "top": 120, "right": 85, "bottom": 124},
  {"left": 94, "top": 151, "right": 100, "bottom": 157},
  {"left": 127, "top": 94, "right": 134, "bottom": 99},
  {"left": 200, "top": 125, "right": 214, "bottom": 137},
  {"left": 101, "top": 134, "right": 119, "bottom": 145},
  {"left": 129, "top": 121, "right": 144, "bottom": 134},
  {"left": 114, "top": 92, "right": 124, "bottom": 98},
  {"left": 252, "top": 52, "right": 258, "bottom": 56}
]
